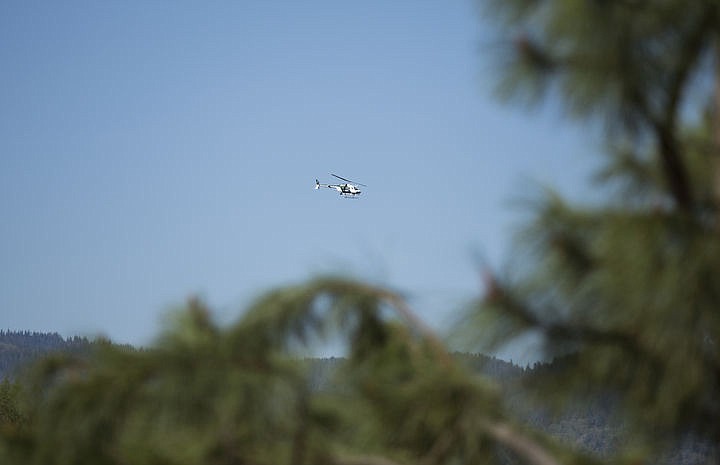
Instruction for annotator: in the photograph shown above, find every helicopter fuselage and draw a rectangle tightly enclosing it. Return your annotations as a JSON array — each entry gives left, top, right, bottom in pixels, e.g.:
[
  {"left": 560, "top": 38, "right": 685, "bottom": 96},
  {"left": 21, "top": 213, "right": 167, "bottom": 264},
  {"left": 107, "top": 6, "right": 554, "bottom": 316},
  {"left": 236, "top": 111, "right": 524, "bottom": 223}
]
[{"left": 331, "top": 184, "right": 361, "bottom": 196}]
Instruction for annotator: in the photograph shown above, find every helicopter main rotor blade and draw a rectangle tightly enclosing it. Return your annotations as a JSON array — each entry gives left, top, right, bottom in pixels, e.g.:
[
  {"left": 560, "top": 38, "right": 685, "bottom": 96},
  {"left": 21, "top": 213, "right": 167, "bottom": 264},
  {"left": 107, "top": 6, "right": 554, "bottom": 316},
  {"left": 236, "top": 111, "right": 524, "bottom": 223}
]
[
  {"left": 331, "top": 173, "right": 353, "bottom": 183},
  {"left": 331, "top": 173, "right": 367, "bottom": 187}
]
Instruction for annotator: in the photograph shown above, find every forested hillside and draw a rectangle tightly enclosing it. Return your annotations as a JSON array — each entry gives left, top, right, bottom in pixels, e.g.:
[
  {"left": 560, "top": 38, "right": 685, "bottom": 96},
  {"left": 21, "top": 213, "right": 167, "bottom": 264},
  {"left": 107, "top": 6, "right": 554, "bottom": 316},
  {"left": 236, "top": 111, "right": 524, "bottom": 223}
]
[
  {"left": 0, "top": 330, "right": 524, "bottom": 385},
  {"left": 0, "top": 331, "right": 90, "bottom": 379},
  {"left": 0, "top": 328, "right": 715, "bottom": 464}
]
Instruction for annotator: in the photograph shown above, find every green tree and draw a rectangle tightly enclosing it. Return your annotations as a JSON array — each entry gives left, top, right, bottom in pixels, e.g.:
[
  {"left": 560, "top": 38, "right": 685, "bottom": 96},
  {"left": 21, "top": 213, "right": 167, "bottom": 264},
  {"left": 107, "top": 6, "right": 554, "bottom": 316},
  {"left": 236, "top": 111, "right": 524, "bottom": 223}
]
[
  {"left": 2, "top": 2, "right": 720, "bottom": 465},
  {"left": 0, "top": 379, "right": 23, "bottom": 428},
  {"left": 0, "top": 285, "right": 577, "bottom": 465},
  {"left": 469, "top": 0, "right": 720, "bottom": 457}
]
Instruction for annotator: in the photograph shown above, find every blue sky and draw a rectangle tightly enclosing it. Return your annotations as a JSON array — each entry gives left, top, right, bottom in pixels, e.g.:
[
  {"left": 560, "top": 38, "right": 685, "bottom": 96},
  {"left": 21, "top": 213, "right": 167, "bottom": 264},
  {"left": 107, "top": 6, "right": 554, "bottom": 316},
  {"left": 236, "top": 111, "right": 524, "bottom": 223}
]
[{"left": 1, "top": 1, "right": 596, "bottom": 356}]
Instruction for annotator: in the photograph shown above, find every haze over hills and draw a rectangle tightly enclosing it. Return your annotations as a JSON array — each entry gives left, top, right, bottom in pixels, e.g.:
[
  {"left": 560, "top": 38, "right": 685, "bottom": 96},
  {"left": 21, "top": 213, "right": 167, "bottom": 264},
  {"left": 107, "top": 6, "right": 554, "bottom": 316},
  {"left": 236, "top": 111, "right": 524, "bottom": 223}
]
[
  {"left": 0, "top": 330, "right": 714, "bottom": 464},
  {"left": 0, "top": 329, "right": 525, "bottom": 380}
]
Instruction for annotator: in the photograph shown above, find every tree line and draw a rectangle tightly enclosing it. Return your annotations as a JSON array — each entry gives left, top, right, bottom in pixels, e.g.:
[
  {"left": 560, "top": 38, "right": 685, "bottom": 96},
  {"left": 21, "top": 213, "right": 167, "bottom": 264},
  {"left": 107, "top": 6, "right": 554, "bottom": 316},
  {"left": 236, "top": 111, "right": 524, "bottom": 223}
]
[
  {"left": 0, "top": 330, "right": 91, "bottom": 380},
  {"left": 4, "top": 0, "right": 720, "bottom": 463},
  {"left": 0, "top": 330, "right": 715, "bottom": 464}
]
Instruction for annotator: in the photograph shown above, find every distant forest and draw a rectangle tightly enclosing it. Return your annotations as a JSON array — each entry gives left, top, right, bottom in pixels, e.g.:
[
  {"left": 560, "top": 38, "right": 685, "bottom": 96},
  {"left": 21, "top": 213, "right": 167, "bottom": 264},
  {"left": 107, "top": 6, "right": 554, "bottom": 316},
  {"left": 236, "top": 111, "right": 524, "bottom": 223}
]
[
  {"left": 0, "top": 330, "right": 92, "bottom": 380},
  {"left": 0, "top": 330, "right": 526, "bottom": 383},
  {"left": 0, "top": 330, "right": 714, "bottom": 464}
]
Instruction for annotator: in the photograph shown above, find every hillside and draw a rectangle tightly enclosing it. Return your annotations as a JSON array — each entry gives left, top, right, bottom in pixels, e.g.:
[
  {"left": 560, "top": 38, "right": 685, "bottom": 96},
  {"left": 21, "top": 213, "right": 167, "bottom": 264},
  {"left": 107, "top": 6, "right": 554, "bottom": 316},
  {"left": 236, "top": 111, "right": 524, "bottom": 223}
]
[
  {"left": 0, "top": 331, "right": 715, "bottom": 463},
  {"left": 0, "top": 330, "right": 91, "bottom": 379}
]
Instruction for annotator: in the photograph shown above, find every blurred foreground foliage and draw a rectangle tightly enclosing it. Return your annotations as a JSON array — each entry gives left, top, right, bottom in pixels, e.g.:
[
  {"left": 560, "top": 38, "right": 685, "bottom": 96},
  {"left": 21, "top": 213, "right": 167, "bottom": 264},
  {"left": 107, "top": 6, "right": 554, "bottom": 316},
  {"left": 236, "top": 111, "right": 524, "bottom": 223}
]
[
  {"left": 470, "top": 0, "right": 720, "bottom": 461},
  {"left": 0, "top": 280, "right": 577, "bottom": 465},
  {"left": 2, "top": 1, "right": 720, "bottom": 464}
]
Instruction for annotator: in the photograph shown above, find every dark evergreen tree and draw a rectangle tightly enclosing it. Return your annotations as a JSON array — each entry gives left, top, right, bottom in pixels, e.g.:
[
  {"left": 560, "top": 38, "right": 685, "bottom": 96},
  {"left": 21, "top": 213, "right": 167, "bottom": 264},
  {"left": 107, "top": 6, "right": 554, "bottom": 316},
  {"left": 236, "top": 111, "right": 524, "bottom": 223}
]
[{"left": 466, "top": 0, "right": 720, "bottom": 460}]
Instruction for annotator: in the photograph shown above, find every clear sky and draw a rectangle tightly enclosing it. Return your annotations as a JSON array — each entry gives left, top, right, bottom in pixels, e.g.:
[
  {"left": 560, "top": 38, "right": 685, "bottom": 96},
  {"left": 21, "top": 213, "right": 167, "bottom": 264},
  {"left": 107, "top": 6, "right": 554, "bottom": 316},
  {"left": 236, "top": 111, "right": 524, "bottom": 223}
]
[{"left": 1, "top": 1, "right": 596, "bottom": 356}]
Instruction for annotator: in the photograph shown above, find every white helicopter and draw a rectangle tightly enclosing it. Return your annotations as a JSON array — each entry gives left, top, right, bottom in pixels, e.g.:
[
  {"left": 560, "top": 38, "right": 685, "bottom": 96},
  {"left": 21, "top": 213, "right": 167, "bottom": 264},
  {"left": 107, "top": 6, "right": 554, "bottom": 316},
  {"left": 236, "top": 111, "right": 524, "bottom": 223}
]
[{"left": 315, "top": 174, "right": 366, "bottom": 198}]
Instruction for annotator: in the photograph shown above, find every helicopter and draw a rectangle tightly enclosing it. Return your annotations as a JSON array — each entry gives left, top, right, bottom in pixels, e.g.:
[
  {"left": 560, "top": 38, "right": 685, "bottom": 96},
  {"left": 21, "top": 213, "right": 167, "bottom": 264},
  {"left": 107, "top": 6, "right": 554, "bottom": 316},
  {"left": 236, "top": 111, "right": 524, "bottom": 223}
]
[{"left": 315, "top": 174, "right": 366, "bottom": 198}]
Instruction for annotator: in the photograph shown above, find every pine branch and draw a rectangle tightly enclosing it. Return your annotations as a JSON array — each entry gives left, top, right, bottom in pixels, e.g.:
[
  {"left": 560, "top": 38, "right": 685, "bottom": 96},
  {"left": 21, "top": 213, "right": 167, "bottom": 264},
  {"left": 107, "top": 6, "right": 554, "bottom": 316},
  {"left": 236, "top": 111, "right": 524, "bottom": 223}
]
[
  {"left": 652, "top": 118, "right": 693, "bottom": 211},
  {"left": 331, "top": 455, "right": 406, "bottom": 465},
  {"left": 664, "top": 6, "right": 716, "bottom": 123},
  {"left": 482, "top": 268, "right": 665, "bottom": 374},
  {"left": 713, "top": 37, "right": 720, "bottom": 212},
  {"left": 375, "top": 288, "right": 453, "bottom": 367},
  {"left": 481, "top": 421, "right": 563, "bottom": 465},
  {"left": 652, "top": 5, "right": 717, "bottom": 212}
]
